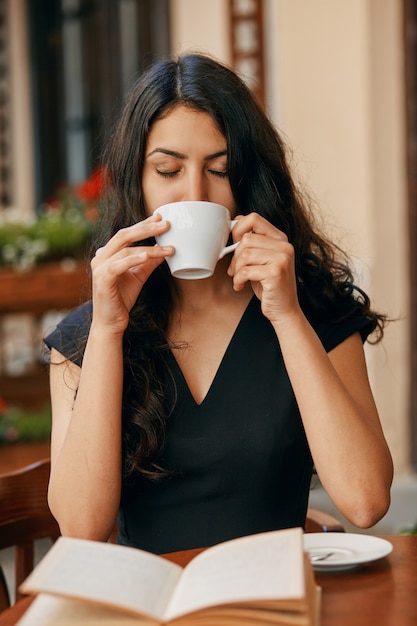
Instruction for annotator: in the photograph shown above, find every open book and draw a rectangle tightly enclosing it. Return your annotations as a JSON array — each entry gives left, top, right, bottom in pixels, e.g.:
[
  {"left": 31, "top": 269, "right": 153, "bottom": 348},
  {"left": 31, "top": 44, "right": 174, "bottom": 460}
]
[{"left": 18, "top": 527, "right": 319, "bottom": 626}]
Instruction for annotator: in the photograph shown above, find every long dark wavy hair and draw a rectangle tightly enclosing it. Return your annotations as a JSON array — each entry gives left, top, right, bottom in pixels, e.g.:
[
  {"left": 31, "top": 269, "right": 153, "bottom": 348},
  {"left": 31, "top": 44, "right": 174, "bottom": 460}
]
[{"left": 94, "top": 52, "right": 387, "bottom": 480}]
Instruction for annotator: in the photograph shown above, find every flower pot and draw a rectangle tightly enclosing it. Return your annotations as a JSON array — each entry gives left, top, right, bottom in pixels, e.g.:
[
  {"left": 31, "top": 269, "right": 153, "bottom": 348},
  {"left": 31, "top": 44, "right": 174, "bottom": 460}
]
[{"left": 0, "top": 261, "right": 90, "bottom": 315}]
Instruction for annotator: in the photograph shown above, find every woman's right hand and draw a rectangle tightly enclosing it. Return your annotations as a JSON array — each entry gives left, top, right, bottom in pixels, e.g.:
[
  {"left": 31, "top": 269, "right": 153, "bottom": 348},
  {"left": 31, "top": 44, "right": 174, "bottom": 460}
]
[{"left": 90, "top": 213, "right": 174, "bottom": 334}]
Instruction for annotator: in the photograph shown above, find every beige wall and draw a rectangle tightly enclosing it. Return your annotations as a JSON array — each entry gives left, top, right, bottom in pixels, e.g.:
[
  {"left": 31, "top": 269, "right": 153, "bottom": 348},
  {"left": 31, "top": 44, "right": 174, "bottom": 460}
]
[
  {"left": 170, "top": 0, "right": 231, "bottom": 61},
  {"left": 268, "top": 0, "right": 409, "bottom": 475},
  {"left": 8, "top": 0, "right": 35, "bottom": 219},
  {"left": 171, "top": 0, "right": 411, "bottom": 475}
]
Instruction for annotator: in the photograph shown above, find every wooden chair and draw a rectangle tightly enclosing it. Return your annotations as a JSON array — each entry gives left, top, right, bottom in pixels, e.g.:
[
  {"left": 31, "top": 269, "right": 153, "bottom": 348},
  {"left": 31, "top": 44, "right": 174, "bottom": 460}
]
[{"left": 0, "top": 458, "right": 60, "bottom": 612}]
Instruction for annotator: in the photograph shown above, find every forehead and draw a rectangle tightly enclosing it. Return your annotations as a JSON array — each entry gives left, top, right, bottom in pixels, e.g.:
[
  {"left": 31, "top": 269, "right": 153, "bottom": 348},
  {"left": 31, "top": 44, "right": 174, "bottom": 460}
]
[{"left": 147, "top": 105, "right": 226, "bottom": 150}]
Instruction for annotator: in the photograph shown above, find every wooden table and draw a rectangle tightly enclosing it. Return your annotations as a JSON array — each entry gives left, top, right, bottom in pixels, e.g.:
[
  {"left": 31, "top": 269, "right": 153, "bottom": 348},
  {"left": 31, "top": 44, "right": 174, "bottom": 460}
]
[{"left": 0, "top": 535, "right": 415, "bottom": 625}]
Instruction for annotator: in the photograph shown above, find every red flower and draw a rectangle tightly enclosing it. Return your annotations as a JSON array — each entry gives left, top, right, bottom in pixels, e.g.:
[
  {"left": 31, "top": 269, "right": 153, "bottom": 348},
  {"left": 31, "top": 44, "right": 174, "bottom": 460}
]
[
  {"left": 0, "top": 397, "right": 7, "bottom": 414},
  {"left": 76, "top": 166, "right": 109, "bottom": 203}
]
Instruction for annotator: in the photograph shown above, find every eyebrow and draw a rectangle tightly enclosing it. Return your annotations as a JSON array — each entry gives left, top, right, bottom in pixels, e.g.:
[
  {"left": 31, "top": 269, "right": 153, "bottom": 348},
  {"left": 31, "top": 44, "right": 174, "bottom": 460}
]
[{"left": 146, "top": 148, "right": 227, "bottom": 161}]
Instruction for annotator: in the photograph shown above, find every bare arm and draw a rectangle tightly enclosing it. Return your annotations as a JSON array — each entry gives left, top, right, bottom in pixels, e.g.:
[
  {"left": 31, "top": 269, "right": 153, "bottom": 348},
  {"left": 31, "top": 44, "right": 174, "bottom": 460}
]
[
  {"left": 47, "top": 215, "right": 174, "bottom": 540},
  {"left": 229, "top": 213, "right": 393, "bottom": 527},
  {"left": 48, "top": 333, "right": 123, "bottom": 540},
  {"left": 273, "top": 316, "right": 393, "bottom": 527}
]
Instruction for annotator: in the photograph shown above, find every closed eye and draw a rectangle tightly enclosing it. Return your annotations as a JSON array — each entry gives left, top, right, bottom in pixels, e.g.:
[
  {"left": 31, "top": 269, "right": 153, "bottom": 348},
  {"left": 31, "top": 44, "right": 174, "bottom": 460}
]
[
  {"left": 156, "top": 168, "right": 228, "bottom": 179},
  {"left": 208, "top": 169, "right": 228, "bottom": 178},
  {"left": 156, "top": 169, "right": 180, "bottom": 178}
]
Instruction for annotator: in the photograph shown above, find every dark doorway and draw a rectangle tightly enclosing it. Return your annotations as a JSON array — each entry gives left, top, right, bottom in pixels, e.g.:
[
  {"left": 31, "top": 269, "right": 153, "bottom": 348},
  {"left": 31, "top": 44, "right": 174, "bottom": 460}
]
[{"left": 26, "top": 0, "right": 170, "bottom": 207}]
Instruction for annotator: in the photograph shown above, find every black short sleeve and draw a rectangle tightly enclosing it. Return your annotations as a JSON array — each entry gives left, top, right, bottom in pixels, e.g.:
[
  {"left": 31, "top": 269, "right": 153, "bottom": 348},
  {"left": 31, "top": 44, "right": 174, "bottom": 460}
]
[
  {"left": 43, "top": 302, "right": 92, "bottom": 367},
  {"left": 314, "top": 312, "right": 375, "bottom": 353}
]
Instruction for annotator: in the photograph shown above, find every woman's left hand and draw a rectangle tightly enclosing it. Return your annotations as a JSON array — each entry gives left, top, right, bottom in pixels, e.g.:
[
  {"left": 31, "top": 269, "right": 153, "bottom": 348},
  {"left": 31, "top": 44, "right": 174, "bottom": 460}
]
[{"left": 227, "top": 213, "right": 300, "bottom": 324}]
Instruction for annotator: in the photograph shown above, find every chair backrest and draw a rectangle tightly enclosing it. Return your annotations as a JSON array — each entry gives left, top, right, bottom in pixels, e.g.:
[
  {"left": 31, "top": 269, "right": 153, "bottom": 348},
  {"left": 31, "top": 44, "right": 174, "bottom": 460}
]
[{"left": 0, "top": 458, "right": 60, "bottom": 611}]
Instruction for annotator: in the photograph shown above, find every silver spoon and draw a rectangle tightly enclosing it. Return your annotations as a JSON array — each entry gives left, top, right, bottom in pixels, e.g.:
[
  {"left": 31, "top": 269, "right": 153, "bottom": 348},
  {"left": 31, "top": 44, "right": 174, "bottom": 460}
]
[{"left": 310, "top": 551, "right": 335, "bottom": 562}]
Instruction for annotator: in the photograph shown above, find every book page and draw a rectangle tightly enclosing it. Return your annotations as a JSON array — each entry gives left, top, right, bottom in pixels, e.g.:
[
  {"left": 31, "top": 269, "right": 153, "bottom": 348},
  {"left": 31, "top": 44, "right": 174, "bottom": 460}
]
[
  {"left": 164, "top": 527, "right": 306, "bottom": 622},
  {"left": 16, "top": 594, "right": 148, "bottom": 626},
  {"left": 19, "top": 537, "right": 182, "bottom": 621}
]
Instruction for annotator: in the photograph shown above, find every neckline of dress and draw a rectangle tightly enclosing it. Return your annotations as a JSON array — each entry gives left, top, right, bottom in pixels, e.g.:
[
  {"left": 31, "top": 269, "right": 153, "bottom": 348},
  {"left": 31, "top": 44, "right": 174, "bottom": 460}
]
[{"left": 167, "top": 295, "right": 257, "bottom": 407}]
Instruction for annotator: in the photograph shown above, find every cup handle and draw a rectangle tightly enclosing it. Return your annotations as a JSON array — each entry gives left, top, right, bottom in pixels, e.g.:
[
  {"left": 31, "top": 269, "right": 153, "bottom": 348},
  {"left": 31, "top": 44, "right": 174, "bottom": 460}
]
[
  {"left": 219, "top": 241, "right": 239, "bottom": 259},
  {"left": 218, "top": 220, "right": 239, "bottom": 259}
]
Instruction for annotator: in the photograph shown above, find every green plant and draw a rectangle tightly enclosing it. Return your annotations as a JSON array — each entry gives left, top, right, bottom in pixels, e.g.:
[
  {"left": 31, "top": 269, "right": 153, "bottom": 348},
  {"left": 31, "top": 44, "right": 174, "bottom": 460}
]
[
  {"left": 399, "top": 522, "right": 417, "bottom": 535},
  {"left": 0, "top": 208, "right": 93, "bottom": 269},
  {"left": 0, "top": 167, "right": 106, "bottom": 270},
  {"left": 0, "top": 398, "right": 52, "bottom": 443}
]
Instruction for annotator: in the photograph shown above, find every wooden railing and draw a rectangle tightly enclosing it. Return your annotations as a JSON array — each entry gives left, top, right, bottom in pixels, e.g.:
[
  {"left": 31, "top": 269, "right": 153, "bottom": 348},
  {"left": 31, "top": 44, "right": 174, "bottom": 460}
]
[{"left": 0, "top": 262, "right": 90, "bottom": 408}]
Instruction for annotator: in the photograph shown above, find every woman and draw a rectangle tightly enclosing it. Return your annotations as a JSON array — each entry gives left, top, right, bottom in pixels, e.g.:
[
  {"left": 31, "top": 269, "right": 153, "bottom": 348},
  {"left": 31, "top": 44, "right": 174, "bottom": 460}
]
[{"left": 45, "top": 53, "right": 393, "bottom": 553}]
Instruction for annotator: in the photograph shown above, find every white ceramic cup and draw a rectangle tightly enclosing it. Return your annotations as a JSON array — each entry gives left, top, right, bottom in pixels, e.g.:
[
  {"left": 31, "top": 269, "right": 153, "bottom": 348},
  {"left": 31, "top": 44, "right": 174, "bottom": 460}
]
[{"left": 154, "top": 201, "right": 238, "bottom": 280}]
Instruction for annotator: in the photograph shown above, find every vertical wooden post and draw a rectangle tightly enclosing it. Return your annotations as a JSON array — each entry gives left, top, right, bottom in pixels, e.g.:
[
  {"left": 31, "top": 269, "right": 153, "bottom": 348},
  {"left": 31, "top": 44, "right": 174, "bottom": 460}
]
[{"left": 229, "top": 0, "right": 265, "bottom": 108}]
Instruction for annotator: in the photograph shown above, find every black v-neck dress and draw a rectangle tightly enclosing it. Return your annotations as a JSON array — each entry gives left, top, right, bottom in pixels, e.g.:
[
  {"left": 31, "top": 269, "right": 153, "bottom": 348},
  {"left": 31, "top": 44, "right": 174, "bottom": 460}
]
[{"left": 44, "top": 296, "right": 373, "bottom": 553}]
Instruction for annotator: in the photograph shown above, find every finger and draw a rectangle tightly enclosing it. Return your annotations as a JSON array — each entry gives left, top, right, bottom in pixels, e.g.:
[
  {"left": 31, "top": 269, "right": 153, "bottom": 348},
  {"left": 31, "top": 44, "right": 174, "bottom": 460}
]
[
  {"left": 229, "top": 235, "right": 292, "bottom": 277},
  {"left": 232, "top": 263, "right": 280, "bottom": 292},
  {"left": 231, "top": 245, "right": 295, "bottom": 290},
  {"left": 232, "top": 213, "right": 287, "bottom": 241},
  {"left": 127, "top": 252, "right": 169, "bottom": 283},
  {"left": 92, "top": 244, "right": 174, "bottom": 276},
  {"left": 235, "top": 232, "right": 287, "bottom": 254},
  {"left": 94, "top": 214, "right": 170, "bottom": 260}
]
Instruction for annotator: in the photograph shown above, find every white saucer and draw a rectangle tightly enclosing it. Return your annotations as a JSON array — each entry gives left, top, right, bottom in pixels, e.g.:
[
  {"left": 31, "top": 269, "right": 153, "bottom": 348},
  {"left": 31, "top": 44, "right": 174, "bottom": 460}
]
[{"left": 303, "top": 533, "right": 393, "bottom": 572}]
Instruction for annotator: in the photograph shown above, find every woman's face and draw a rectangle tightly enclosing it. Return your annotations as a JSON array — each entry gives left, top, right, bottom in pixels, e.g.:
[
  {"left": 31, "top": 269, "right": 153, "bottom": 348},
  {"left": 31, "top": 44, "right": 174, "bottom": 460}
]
[{"left": 142, "top": 104, "right": 236, "bottom": 216}]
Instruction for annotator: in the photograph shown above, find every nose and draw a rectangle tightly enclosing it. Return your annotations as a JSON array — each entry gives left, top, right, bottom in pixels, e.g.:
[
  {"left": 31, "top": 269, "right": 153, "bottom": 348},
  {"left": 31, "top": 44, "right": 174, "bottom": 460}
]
[{"left": 182, "top": 170, "right": 208, "bottom": 202}]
